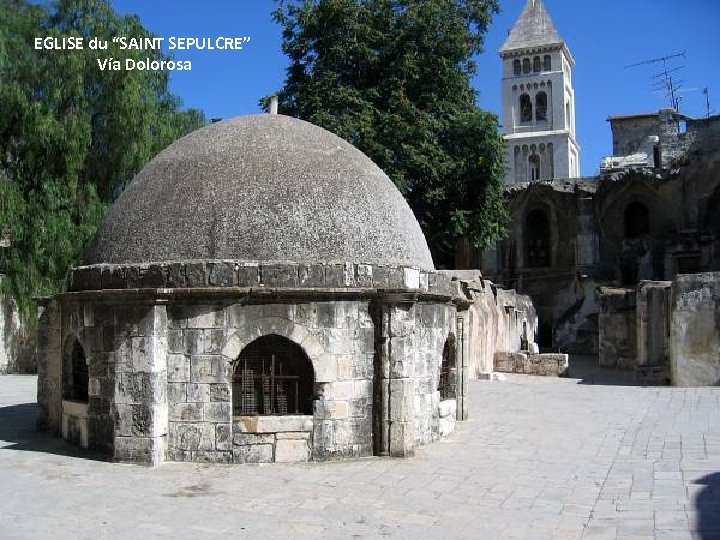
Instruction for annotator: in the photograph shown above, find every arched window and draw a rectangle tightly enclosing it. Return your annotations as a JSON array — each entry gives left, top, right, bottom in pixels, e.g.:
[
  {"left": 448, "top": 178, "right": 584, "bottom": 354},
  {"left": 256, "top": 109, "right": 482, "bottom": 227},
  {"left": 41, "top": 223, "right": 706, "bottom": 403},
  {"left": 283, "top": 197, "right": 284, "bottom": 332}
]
[
  {"left": 438, "top": 336, "right": 456, "bottom": 400},
  {"left": 522, "top": 58, "right": 531, "bottom": 74},
  {"left": 533, "top": 56, "right": 541, "bottom": 72},
  {"left": 513, "top": 59, "right": 521, "bottom": 76},
  {"left": 529, "top": 154, "right": 541, "bottom": 181},
  {"left": 519, "top": 94, "right": 532, "bottom": 122},
  {"left": 624, "top": 202, "right": 650, "bottom": 238},
  {"left": 536, "top": 91, "right": 548, "bottom": 121},
  {"left": 543, "top": 55, "right": 551, "bottom": 71},
  {"left": 64, "top": 340, "right": 88, "bottom": 402},
  {"left": 526, "top": 209, "right": 551, "bottom": 267},
  {"left": 233, "top": 335, "right": 314, "bottom": 415}
]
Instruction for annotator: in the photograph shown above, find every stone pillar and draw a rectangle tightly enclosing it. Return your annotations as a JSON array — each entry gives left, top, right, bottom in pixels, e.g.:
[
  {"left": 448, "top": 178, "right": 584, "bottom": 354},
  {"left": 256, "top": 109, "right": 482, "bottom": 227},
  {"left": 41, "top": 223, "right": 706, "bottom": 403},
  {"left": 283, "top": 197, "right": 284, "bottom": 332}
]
[
  {"left": 113, "top": 305, "right": 168, "bottom": 465},
  {"left": 455, "top": 312, "right": 469, "bottom": 421},
  {"left": 374, "top": 299, "right": 416, "bottom": 457},
  {"left": 36, "top": 298, "right": 62, "bottom": 432}
]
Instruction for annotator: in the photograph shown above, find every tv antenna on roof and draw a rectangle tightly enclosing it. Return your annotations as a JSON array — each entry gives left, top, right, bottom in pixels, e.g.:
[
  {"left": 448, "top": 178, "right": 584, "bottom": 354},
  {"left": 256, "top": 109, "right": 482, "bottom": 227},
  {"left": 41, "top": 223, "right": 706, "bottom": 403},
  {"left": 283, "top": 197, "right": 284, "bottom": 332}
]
[{"left": 625, "top": 51, "right": 686, "bottom": 112}]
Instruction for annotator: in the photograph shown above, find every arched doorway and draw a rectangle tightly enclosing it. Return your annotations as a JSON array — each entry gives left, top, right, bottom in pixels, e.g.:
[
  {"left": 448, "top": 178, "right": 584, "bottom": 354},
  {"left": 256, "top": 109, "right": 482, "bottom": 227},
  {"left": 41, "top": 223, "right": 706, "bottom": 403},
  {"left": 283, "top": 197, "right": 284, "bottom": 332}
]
[
  {"left": 438, "top": 335, "right": 457, "bottom": 400},
  {"left": 233, "top": 335, "right": 315, "bottom": 415},
  {"left": 64, "top": 339, "right": 88, "bottom": 402}
]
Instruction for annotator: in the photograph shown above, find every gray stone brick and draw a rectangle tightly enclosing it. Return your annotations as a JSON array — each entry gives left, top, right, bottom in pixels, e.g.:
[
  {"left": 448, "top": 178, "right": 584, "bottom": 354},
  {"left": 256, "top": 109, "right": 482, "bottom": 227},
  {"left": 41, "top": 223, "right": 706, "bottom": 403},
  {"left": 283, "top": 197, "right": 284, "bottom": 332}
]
[
  {"left": 169, "top": 402, "right": 203, "bottom": 422},
  {"left": 233, "top": 444, "right": 274, "bottom": 464},
  {"left": 190, "top": 355, "right": 227, "bottom": 383}
]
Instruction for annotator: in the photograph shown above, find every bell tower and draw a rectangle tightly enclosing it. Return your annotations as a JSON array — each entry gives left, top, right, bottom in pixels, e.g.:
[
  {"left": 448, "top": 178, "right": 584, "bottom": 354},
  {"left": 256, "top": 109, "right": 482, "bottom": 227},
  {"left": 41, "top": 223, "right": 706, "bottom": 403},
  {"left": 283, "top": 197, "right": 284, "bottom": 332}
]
[{"left": 500, "top": 0, "right": 580, "bottom": 185}]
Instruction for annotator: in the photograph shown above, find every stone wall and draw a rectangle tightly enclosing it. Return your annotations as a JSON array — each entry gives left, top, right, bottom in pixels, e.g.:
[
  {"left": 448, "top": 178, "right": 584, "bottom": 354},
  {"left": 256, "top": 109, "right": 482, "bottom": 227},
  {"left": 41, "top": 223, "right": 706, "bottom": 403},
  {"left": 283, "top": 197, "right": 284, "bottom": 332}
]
[
  {"left": 494, "top": 352, "right": 569, "bottom": 376},
  {"left": 671, "top": 273, "right": 720, "bottom": 386},
  {"left": 0, "top": 286, "right": 35, "bottom": 374},
  {"left": 439, "top": 271, "right": 538, "bottom": 377},
  {"left": 164, "top": 301, "right": 377, "bottom": 463},
  {"left": 38, "top": 285, "right": 460, "bottom": 464},
  {"left": 598, "top": 288, "right": 637, "bottom": 370}
]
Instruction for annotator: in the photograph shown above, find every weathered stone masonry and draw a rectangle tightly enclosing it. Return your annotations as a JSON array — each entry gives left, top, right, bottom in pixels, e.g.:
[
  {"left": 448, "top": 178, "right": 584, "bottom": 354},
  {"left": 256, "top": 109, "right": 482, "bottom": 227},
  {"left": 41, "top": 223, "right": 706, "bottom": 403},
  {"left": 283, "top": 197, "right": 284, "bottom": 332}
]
[
  {"left": 36, "top": 112, "right": 541, "bottom": 464},
  {"left": 37, "top": 261, "right": 465, "bottom": 464}
]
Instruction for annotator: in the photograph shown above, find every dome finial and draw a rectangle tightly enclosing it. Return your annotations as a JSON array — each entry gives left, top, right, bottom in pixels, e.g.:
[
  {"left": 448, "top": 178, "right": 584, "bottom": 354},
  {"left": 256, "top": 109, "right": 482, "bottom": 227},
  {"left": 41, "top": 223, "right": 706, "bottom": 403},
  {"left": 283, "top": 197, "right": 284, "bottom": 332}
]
[{"left": 269, "top": 96, "right": 279, "bottom": 115}]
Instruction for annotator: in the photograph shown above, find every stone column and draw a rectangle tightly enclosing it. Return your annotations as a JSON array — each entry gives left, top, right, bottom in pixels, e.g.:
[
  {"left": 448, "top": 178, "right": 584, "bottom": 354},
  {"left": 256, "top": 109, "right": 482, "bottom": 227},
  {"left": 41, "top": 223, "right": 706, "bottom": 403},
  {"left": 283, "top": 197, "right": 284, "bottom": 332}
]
[
  {"left": 455, "top": 311, "right": 470, "bottom": 421},
  {"left": 113, "top": 304, "right": 168, "bottom": 465},
  {"left": 36, "top": 298, "right": 62, "bottom": 432},
  {"left": 374, "top": 299, "right": 416, "bottom": 458}
]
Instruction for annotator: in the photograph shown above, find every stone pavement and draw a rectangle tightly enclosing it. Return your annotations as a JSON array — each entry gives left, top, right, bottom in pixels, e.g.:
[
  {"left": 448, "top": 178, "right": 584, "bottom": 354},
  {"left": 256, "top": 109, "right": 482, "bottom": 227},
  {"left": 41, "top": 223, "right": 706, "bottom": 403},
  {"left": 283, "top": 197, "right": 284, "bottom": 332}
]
[{"left": 2, "top": 371, "right": 720, "bottom": 540}]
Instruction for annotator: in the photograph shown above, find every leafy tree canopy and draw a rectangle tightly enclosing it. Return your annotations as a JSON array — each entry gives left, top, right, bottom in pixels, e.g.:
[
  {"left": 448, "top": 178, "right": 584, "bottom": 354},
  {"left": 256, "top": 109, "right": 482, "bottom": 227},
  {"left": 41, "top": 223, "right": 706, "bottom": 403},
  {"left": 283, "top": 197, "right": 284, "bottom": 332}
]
[
  {"left": 269, "top": 0, "right": 507, "bottom": 267},
  {"left": 0, "top": 0, "right": 205, "bottom": 315}
]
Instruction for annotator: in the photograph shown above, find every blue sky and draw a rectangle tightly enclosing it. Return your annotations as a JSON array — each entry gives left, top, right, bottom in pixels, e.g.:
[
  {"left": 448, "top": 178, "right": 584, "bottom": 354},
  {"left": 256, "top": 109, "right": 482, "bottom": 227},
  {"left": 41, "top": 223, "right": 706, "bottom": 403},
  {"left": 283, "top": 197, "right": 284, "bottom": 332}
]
[{"left": 112, "top": 0, "right": 720, "bottom": 176}]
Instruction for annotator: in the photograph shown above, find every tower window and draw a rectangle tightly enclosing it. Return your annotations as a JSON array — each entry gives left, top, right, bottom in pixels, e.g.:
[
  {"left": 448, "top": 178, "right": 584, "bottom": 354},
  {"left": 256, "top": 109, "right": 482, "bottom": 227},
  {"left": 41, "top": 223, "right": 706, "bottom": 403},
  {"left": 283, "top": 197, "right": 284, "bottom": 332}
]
[
  {"left": 233, "top": 335, "right": 314, "bottom": 416},
  {"left": 536, "top": 92, "right": 548, "bottom": 121},
  {"left": 513, "top": 59, "right": 521, "bottom": 76},
  {"left": 529, "top": 154, "right": 541, "bottom": 181},
  {"left": 544, "top": 55, "right": 551, "bottom": 71},
  {"left": 522, "top": 58, "right": 531, "bottom": 74},
  {"left": 520, "top": 94, "right": 532, "bottom": 123},
  {"left": 533, "top": 56, "right": 541, "bottom": 72}
]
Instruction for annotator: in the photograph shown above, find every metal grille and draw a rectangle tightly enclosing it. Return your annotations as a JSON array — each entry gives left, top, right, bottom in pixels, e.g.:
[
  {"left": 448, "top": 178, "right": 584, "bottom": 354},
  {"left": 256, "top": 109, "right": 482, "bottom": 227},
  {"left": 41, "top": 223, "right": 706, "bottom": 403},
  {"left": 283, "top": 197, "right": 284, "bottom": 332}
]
[{"left": 232, "top": 335, "right": 313, "bottom": 415}]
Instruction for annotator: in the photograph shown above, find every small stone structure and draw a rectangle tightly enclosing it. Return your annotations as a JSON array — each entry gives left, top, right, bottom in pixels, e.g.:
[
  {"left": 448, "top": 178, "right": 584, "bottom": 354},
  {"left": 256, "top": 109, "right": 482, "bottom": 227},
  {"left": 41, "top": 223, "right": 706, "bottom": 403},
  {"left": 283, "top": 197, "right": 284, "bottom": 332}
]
[
  {"left": 671, "top": 273, "right": 720, "bottom": 386},
  {"left": 36, "top": 114, "right": 481, "bottom": 465},
  {"left": 598, "top": 274, "right": 720, "bottom": 386},
  {"left": 598, "top": 288, "right": 637, "bottom": 370},
  {"left": 493, "top": 352, "right": 568, "bottom": 377}
]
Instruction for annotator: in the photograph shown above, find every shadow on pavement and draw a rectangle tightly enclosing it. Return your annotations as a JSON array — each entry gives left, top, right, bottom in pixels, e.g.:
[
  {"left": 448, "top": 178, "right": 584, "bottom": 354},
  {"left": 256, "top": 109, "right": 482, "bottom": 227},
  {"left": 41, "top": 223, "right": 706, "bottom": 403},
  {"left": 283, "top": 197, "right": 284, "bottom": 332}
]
[
  {"left": 567, "top": 355, "right": 640, "bottom": 386},
  {"left": 0, "top": 403, "right": 108, "bottom": 461},
  {"left": 693, "top": 473, "right": 720, "bottom": 539}
]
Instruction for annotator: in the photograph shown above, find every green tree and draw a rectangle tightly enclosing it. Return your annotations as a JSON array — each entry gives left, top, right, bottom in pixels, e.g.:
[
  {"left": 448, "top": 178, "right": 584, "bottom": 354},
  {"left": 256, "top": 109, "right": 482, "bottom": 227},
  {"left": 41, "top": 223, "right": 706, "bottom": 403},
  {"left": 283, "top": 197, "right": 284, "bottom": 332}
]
[
  {"left": 269, "top": 0, "right": 507, "bottom": 267},
  {"left": 0, "top": 0, "right": 205, "bottom": 314}
]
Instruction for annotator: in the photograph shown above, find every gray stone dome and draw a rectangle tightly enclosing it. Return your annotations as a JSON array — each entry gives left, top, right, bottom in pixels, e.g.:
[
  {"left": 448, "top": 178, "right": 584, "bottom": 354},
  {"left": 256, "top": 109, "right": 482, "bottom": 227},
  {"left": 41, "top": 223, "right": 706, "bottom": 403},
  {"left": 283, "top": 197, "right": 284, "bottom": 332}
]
[{"left": 85, "top": 114, "right": 434, "bottom": 271}]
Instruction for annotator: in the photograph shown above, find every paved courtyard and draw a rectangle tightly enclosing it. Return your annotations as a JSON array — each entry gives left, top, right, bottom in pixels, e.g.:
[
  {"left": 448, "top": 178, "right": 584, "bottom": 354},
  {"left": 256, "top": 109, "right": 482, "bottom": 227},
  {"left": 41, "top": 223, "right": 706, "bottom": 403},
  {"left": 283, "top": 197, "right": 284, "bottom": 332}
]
[{"left": 2, "top": 369, "right": 720, "bottom": 540}]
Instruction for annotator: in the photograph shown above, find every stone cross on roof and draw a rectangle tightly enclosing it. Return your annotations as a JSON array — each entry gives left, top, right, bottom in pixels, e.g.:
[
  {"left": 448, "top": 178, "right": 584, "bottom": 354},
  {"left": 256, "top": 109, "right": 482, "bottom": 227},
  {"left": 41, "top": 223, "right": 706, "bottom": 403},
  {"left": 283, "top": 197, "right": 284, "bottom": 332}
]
[{"left": 500, "top": 0, "right": 564, "bottom": 54}]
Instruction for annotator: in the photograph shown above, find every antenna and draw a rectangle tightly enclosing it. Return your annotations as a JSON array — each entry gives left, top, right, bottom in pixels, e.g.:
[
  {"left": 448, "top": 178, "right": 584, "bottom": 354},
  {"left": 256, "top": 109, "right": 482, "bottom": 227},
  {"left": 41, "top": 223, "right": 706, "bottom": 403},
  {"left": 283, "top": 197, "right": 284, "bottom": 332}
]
[
  {"left": 625, "top": 51, "right": 686, "bottom": 111},
  {"left": 704, "top": 87, "right": 711, "bottom": 119}
]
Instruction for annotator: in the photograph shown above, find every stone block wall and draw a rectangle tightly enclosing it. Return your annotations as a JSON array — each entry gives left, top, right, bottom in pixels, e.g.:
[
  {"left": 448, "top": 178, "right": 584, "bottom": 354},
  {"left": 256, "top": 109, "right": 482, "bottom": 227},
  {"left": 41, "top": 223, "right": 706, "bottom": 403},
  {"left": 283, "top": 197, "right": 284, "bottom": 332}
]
[
  {"left": 412, "top": 302, "right": 456, "bottom": 447},
  {"left": 493, "top": 352, "right": 569, "bottom": 376},
  {"left": 165, "top": 301, "right": 376, "bottom": 463},
  {"left": 0, "top": 286, "right": 35, "bottom": 374},
  {"left": 112, "top": 305, "right": 168, "bottom": 464},
  {"left": 439, "top": 273, "right": 538, "bottom": 377},
  {"left": 671, "top": 273, "right": 720, "bottom": 386},
  {"left": 598, "top": 288, "right": 637, "bottom": 370}
]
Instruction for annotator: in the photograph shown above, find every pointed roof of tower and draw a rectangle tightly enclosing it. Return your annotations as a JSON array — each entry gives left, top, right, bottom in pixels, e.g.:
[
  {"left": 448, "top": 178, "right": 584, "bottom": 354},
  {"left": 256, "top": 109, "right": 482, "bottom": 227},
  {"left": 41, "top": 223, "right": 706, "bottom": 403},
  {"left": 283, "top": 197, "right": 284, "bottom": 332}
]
[{"left": 500, "top": 0, "right": 564, "bottom": 54}]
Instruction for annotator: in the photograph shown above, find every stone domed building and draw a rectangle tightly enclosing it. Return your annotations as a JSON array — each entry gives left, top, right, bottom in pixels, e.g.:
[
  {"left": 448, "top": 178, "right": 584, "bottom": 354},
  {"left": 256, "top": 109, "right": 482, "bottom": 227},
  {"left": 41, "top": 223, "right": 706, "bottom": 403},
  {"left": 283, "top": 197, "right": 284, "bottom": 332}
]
[{"left": 36, "top": 113, "right": 468, "bottom": 465}]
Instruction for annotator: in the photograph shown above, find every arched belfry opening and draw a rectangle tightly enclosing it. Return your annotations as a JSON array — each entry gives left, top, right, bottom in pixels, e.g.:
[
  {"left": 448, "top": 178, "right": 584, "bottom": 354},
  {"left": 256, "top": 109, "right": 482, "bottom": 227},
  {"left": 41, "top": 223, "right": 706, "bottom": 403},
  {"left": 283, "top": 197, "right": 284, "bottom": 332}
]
[
  {"left": 439, "top": 335, "right": 457, "bottom": 400},
  {"left": 233, "top": 335, "right": 315, "bottom": 416},
  {"left": 64, "top": 339, "right": 88, "bottom": 402}
]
